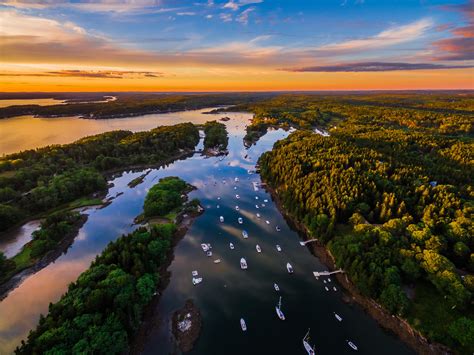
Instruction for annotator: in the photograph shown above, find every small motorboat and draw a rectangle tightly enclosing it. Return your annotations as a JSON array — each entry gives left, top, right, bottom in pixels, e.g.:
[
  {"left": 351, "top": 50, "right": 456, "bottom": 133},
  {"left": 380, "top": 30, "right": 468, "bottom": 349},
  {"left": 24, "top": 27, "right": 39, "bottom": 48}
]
[
  {"left": 323, "top": 280, "right": 327, "bottom": 284},
  {"left": 229, "top": 242, "right": 235, "bottom": 250},
  {"left": 275, "top": 296, "right": 285, "bottom": 320},
  {"left": 286, "top": 262, "right": 293, "bottom": 274},
  {"left": 328, "top": 278, "right": 332, "bottom": 282},
  {"left": 214, "top": 259, "right": 221, "bottom": 264},
  {"left": 325, "top": 286, "right": 329, "bottom": 291},
  {"left": 274, "top": 283, "right": 280, "bottom": 291},
  {"left": 201, "top": 243, "right": 209, "bottom": 252},
  {"left": 276, "top": 245, "right": 282, "bottom": 252},
  {"left": 333, "top": 286, "right": 337, "bottom": 291},
  {"left": 216, "top": 204, "right": 220, "bottom": 209},
  {"left": 235, "top": 205, "right": 239, "bottom": 210},
  {"left": 235, "top": 194, "right": 240, "bottom": 199},
  {"left": 234, "top": 186, "right": 237, "bottom": 190},
  {"left": 347, "top": 340, "right": 358, "bottom": 351},
  {"left": 240, "top": 258, "right": 248, "bottom": 270},
  {"left": 238, "top": 217, "right": 243, "bottom": 224},
  {"left": 265, "top": 220, "right": 270, "bottom": 225},
  {"left": 240, "top": 318, "right": 247, "bottom": 331},
  {"left": 220, "top": 216, "right": 224, "bottom": 223},
  {"left": 192, "top": 270, "right": 198, "bottom": 277},
  {"left": 256, "top": 213, "right": 261, "bottom": 218},
  {"left": 256, "top": 244, "right": 261, "bottom": 253},
  {"left": 217, "top": 196, "right": 221, "bottom": 200},
  {"left": 261, "top": 203, "right": 266, "bottom": 207},
  {"left": 192, "top": 277, "right": 202, "bottom": 285},
  {"left": 255, "top": 196, "right": 259, "bottom": 200},
  {"left": 235, "top": 177, "right": 239, "bottom": 182},
  {"left": 334, "top": 313, "right": 342, "bottom": 322},
  {"left": 255, "top": 204, "right": 259, "bottom": 209},
  {"left": 303, "top": 329, "right": 316, "bottom": 355},
  {"left": 276, "top": 226, "right": 281, "bottom": 232},
  {"left": 264, "top": 199, "right": 268, "bottom": 203},
  {"left": 242, "top": 230, "right": 248, "bottom": 238},
  {"left": 206, "top": 251, "right": 213, "bottom": 257}
]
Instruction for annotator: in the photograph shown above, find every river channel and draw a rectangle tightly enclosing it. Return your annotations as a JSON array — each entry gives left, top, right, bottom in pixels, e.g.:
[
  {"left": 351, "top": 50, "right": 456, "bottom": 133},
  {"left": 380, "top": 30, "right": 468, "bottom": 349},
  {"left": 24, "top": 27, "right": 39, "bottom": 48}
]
[{"left": 0, "top": 108, "right": 414, "bottom": 354}]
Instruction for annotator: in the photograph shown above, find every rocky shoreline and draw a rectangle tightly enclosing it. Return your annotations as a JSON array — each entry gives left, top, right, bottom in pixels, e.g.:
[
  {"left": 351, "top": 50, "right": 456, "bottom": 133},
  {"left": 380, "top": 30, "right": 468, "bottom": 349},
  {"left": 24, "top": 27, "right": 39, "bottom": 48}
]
[
  {"left": 171, "top": 299, "right": 202, "bottom": 352},
  {"left": 261, "top": 181, "right": 452, "bottom": 355}
]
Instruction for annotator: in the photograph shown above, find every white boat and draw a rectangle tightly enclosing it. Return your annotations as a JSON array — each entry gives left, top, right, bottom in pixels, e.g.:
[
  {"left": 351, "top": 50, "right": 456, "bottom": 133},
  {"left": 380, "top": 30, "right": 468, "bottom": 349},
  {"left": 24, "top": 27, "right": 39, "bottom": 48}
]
[
  {"left": 256, "top": 244, "right": 261, "bottom": 253},
  {"left": 333, "top": 286, "right": 337, "bottom": 291},
  {"left": 323, "top": 280, "right": 327, "bottom": 284},
  {"left": 303, "top": 329, "right": 316, "bottom": 355},
  {"left": 334, "top": 313, "right": 343, "bottom": 322},
  {"left": 238, "top": 217, "right": 243, "bottom": 224},
  {"left": 328, "top": 278, "right": 332, "bottom": 282},
  {"left": 229, "top": 242, "right": 235, "bottom": 250},
  {"left": 256, "top": 213, "right": 261, "bottom": 218},
  {"left": 214, "top": 259, "right": 221, "bottom": 264},
  {"left": 192, "top": 277, "right": 202, "bottom": 285},
  {"left": 236, "top": 194, "right": 240, "bottom": 199},
  {"left": 217, "top": 197, "right": 221, "bottom": 200},
  {"left": 347, "top": 340, "right": 358, "bottom": 351},
  {"left": 235, "top": 177, "right": 239, "bottom": 182},
  {"left": 265, "top": 220, "right": 270, "bottom": 225},
  {"left": 274, "top": 283, "right": 280, "bottom": 291},
  {"left": 275, "top": 296, "right": 285, "bottom": 320},
  {"left": 240, "top": 318, "right": 247, "bottom": 331},
  {"left": 207, "top": 251, "right": 213, "bottom": 257},
  {"left": 261, "top": 203, "right": 266, "bottom": 207},
  {"left": 325, "top": 286, "right": 329, "bottom": 291},
  {"left": 276, "top": 245, "right": 282, "bottom": 252},
  {"left": 220, "top": 216, "right": 224, "bottom": 222},
  {"left": 216, "top": 204, "right": 220, "bottom": 209},
  {"left": 264, "top": 199, "right": 268, "bottom": 203},
  {"left": 201, "top": 243, "right": 209, "bottom": 252},
  {"left": 192, "top": 270, "right": 198, "bottom": 277},
  {"left": 242, "top": 230, "right": 248, "bottom": 238},
  {"left": 276, "top": 226, "right": 281, "bottom": 232},
  {"left": 255, "top": 196, "right": 259, "bottom": 200},
  {"left": 234, "top": 186, "right": 237, "bottom": 190},
  {"left": 286, "top": 262, "right": 293, "bottom": 274},
  {"left": 255, "top": 204, "right": 259, "bottom": 209},
  {"left": 235, "top": 205, "right": 239, "bottom": 210},
  {"left": 240, "top": 258, "right": 248, "bottom": 270}
]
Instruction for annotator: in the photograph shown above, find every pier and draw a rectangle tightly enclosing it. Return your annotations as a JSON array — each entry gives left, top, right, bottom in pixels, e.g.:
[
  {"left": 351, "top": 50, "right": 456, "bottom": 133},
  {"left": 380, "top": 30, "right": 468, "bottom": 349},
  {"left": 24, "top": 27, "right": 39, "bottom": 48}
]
[{"left": 313, "top": 269, "right": 344, "bottom": 278}]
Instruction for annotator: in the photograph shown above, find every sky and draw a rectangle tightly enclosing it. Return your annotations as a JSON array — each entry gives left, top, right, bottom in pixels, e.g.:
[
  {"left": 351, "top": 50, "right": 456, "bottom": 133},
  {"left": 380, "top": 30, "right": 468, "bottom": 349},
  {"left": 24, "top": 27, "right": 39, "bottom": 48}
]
[{"left": 0, "top": 0, "right": 473, "bottom": 91}]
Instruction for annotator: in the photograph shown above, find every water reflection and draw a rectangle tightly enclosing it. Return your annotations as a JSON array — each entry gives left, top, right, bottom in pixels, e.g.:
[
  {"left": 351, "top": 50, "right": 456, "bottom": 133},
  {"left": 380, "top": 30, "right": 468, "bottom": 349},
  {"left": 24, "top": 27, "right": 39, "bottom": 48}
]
[{"left": 0, "top": 221, "right": 41, "bottom": 258}]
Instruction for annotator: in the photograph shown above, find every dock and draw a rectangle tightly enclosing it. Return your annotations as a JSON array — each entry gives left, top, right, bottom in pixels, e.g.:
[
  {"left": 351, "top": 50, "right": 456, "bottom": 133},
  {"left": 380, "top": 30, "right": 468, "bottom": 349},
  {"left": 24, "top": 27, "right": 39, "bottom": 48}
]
[{"left": 313, "top": 269, "right": 344, "bottom": 278}]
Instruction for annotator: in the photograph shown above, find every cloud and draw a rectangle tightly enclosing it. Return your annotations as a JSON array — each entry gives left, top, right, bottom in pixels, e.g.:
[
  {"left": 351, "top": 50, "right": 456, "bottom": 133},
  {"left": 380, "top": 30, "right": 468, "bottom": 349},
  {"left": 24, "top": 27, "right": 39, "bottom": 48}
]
[
  {"left": 285, "top": 62, "right": 474, "bottom": 72},
  {"left": 0, "top": 70, "right": 164, "bottom": 78},
  {"left": 219, "top": 13, "right": 232, "bottom": 22},
  {"left": 222, "top": 0, "right": 262, "bottom": 11},
  {"left": 316, "top": 18, "right": 433, "bottom": 54},
  {"left": 236, "top": 7, "right": 254, "bottom": 25},
  {"left": 177, "top": 11, "right": 196, "bottom": 16}
]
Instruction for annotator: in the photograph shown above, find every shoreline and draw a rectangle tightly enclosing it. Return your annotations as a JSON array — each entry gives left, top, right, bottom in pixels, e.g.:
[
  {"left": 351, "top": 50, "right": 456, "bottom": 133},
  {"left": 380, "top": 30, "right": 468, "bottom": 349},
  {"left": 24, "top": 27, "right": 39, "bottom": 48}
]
[
  {"left": 261, "top": 181, "right": 452, "bottom": 355},
  {"left": 0, "top": 214, "right": 88, "bottom": 300}
]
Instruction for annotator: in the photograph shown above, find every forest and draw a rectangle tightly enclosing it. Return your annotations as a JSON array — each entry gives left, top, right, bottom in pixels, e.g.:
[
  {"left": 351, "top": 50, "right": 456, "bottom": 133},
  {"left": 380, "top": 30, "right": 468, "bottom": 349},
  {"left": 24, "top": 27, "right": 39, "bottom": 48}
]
[
  {"left": 202, "top": 121, "right": 229, "bottom": 153},
  {"left": 258, "top": 94, "right": 473, "bottom": 352},
  {"left": 15, "top": 177, "right": 194, "bottom": 354}
]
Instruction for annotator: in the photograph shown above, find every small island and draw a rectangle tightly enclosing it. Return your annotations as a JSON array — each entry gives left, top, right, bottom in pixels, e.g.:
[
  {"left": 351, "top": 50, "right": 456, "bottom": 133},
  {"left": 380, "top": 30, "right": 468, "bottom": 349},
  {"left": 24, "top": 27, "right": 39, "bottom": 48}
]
[
  {"left": 201, "top": 120, "right": 229, "bottom": 156},
  {"left": 172, "top": 299, "right": 202, "bottom": 353}
]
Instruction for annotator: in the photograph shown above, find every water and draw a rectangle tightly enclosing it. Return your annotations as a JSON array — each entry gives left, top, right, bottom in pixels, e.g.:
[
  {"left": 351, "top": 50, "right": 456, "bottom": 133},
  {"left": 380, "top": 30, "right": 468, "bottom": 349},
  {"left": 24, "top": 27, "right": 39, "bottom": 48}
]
[
  {"left": 0, "top": 221, "right": 41, "bottom": 258},
  {"left": 0, "top": 109, "right": 413, "bottom": 354}
]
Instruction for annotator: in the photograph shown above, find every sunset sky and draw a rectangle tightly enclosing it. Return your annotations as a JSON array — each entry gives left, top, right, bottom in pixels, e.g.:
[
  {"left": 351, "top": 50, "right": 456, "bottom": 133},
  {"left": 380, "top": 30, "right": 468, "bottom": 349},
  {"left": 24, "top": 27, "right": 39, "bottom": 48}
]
[{"left": 1, "top": 0, "right": 473, "bottom": 91}]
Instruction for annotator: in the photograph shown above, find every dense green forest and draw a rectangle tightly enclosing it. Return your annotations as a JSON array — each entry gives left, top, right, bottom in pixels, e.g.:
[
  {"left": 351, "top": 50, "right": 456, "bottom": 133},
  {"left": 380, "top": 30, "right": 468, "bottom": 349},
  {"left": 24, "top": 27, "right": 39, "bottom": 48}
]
[
  {"left": 0, "top": 93, "right": 273, "bottom": 119},
  {"left": 0, "top": 123, "right": 200, "bottom": 233},
  {"left": 202, "top": 121, "right": 229, "bottom": 152},
  {"left": 258, "top": 95, "right": 473, "bottom": 352},
  {"left": 16, "top": 177, "right": 194, "bottom": 354}
]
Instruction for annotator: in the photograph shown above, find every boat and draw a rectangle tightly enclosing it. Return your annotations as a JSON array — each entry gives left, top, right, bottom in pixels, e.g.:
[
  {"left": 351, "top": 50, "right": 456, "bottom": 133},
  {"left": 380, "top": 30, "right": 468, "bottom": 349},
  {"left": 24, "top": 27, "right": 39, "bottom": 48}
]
[
  {"left": 242, "top": 230, "right": 248, "bottom": 238},
  {"left": 256, "top": 244, "right": 261, "bottom": 253},
  {"left": 240, "top": 318, "right": 247, "bottom": 331},
  {"left": 216, "top": 204, "right": 220, "bottom": 209},
  {"left": 264, "top": 199, "right": 268, "bottom": 203},
  {"left": 334, "top": 313, "right": 343, "bottom": 321},
  {"left": 192, "top": 270, "right": 198, "bottom": 277},
  {"left": 274, "top": 283, "right": 280, "bottom": 291},
  {"left": 220, "top": 216, "right": 224, "bottom": 222},
  {"left": 333, "top": 286, "right": 337, "bottom": 291},
  {"left": 236, "top": 194, "right": 240, "bottom": 199},
  {"left": 261, "top": 203, "right": 266, "bottom": 207},
  {"left": 265, "top": 220, "right": 270, "bottom": 225},
  {"left": 214, "top": 259, "right": 221, "bottom": 264},
  {"left": 286, "top": 262, "right": 293, "bottom": 274},
  {"left": 328, "top": 277, "right": 332, "bottom": 282},
  {"left": 325, "top": 286, "right": 329, "bottom": 291},
  {"left": 192, "top": 277, "right": 202, "bottom": 285},
  {"left": 255, "top": 196, "right": 259, "bottom": 200},
  {"left": 255, "top": 204, "right": 259, "bottom": 209},
  {"left": 238, "top": 217, "right": 243, "bottom": 224},
  {"left": 276, "top": 245, "right": 282, "bottom": 252},
  {"left": 229, "top": 242, "right": 235, "bottom": 250},
  {"left": 234, "top": 186, "right": 237, "bottom": 190},
  {"left": 201, "top": 243, "right": 209, "bottom": 252},
  {"left": 303, "top": 329, "right": 316, "bottom": 355},
  {"left": 256, "top": 213, "right": 261, "bottom": 218},
  {"left": 240, "top": 258, "right": 248, "bottom": 269},
  {"left": 275, "top": 296, "right": 285, "bottom": 320},
  {"left": 276, "top": 226, "right": 281, "bottom": 232},
  {"left": 217, "top": 197, "right": 221, "bottom": 200},
  {"left": 235, "top": 177, "right": 239, "bottom": 182},
  {"left": 207, "top": 251, "right": 213, "bottom": 257},
  {"left": 235, "top": 205, "right": 239, "bottom": 210},
  {"left": 323, "top": 280, "right": 327, "bottom": 284},
  {"left": 347, "top": 340, "right": 358, "bottom": 351}
]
